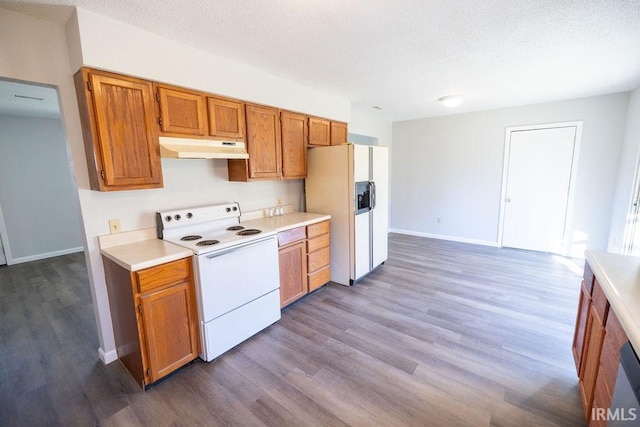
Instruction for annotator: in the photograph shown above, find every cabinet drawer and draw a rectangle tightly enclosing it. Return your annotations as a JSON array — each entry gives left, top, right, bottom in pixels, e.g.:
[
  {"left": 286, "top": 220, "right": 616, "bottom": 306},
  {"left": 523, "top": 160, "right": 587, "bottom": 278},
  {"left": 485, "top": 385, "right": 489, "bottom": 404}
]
[
  {"left": 307, "top": 220, "right": 330, "bottom": 238},
  {"left": 308, "top": 247, "right": 330, "bottom": 273},
  {"left": 136, "top": 258, "right": 192, "bottom": 294},
  {"left": 308, "top": 266, "right": 330, "bottom": 292},
  {"left": 278, "top": 227, "right": 306, "bottom": 247},
  {"left": 592, "top": 279, "right": 609, "bottom": 325},
  {"left": 307, "top": 233, "right": 330, "bottom": 253}
]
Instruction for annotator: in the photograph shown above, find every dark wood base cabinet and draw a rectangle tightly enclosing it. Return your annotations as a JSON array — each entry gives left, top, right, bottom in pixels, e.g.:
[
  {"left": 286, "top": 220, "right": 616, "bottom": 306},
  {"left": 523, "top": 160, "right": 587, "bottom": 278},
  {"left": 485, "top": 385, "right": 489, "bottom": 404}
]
[
  {"left": 278, "top": 220, "right": 331, "bottom": 308},
  {"left": 572, "top": 261, "right": 628, "bottom": 425},
  {"left": 103, "top": 257, "right": 200, "bottom": 388}
]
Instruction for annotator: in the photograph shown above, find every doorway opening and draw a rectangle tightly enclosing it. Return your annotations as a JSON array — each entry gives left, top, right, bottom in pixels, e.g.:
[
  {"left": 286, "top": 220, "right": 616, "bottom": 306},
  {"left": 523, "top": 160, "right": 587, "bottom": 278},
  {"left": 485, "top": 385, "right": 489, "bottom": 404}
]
[
  {"left": 498, "top": 122, "right": 583, "bottom": 256},
  {"left": 0, "top": 77, "right": 83, "bottom": 265}
]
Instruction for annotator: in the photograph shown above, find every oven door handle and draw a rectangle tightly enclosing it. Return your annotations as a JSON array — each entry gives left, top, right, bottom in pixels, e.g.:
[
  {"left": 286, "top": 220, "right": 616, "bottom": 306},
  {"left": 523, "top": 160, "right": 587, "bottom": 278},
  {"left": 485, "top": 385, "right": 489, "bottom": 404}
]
[{"left": 205, "top": 236, "right": 274, "bottom": 259}]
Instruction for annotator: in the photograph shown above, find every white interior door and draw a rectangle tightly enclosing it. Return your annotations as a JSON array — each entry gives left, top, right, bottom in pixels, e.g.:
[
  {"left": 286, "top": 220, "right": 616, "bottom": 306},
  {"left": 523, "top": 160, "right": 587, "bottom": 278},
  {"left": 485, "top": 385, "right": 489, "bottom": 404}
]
[{"left": 501, "top": 126, "right": 576, "bottom": 254}]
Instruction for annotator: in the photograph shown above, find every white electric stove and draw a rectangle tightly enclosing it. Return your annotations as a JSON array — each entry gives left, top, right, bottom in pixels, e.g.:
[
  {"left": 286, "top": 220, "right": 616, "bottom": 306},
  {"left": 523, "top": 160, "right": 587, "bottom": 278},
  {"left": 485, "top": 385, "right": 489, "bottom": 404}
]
[{"left": 157, "top": 202, "right": 281, "bottom": 362}]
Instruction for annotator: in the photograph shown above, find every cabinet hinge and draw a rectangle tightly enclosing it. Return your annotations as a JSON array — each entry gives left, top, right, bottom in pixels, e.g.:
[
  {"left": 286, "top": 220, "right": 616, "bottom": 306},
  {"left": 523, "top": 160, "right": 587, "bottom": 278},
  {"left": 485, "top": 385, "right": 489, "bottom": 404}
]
[
  {"left": 146, "top": 368, "right": 150, "bottom": 376},
  {"left": 155, "top": 93, "right": 160, "bottom": 102},
  {"left": 158, "top": 117, "right": 162, "bottom": 126},
  {"left": 86, "top": 80, "right": 92, "bottom": 92},
  {"left": 100, "top": 170, "right": 105, "bottom": 180},
  {"left": 138, "top": 305, "right": 142, "bottom": 313}
]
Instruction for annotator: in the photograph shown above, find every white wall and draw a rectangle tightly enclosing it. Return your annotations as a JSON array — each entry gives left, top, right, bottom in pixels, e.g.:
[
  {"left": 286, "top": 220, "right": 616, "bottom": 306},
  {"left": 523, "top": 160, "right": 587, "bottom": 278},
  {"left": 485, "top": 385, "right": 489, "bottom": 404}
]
[
  {"left": 0, "top": 114, "right": 83, "bottom": 262},
  {"left": 391, "top": 93, "right": 629, "bottom": 256},
  {"left": 608, "top": 86, "right": 640, "bottom": 253}
]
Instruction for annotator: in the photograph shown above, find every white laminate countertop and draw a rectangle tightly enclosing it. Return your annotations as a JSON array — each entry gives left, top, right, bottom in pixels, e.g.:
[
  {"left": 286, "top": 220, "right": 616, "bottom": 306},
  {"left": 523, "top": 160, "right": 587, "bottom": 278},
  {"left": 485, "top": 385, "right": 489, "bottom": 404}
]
[
  {"left": 585, "top": 250, "right": 640, "bottom": 352},
  {"left": 99, "top": 228, "right": 192, "bottom": 271},
  {"left": 242, "top": 212, "right": 331, "bottom": 232}
]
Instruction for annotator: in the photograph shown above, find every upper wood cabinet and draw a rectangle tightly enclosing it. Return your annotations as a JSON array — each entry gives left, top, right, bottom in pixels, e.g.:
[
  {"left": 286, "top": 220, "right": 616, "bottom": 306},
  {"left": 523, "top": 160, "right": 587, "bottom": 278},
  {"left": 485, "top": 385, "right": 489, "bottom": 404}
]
[
  {"left": 228, "top": 106, "right": 308, "bottom": 181},
  {"left": 308, "top": 117, "right": 331, "bottom": 146},
  {"left": 229, "top": 104, "right": 281, "bottom": 181},
  {"left": 74, "top": 68, "right": 163, "bottom": 191},
  {"left": 155, "top": 84, "right": 208, "bottom": 137},
  {"left": 280, "top": 111, "right": 307, "bottom": 179},
  {"left": 207, "top": 96, "right": 245, "bottom": 140},
  {"left": 330, "top": 121, "right": 348, "bottom": 145}
]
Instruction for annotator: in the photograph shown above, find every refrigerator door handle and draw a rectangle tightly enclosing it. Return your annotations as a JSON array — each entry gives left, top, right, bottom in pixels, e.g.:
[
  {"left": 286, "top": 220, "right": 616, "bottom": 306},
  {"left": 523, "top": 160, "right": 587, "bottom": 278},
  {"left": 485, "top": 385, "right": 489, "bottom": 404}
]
[{"left": 369, "top": 181, "right": 376, "bottom": 210}]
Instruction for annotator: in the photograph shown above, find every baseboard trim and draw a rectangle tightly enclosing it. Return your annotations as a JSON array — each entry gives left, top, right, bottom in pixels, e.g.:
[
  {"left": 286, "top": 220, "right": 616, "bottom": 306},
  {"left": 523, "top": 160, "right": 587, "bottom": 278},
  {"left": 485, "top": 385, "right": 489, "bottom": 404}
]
[
  {"left": 98, "top": 347, "right": 118, "bottom": 364},
  {"left": 10, "top": 246, "right": 84, "bottom": 264},
  {"left": 389, "top": 229, "right": 498, "bottom": 247}
]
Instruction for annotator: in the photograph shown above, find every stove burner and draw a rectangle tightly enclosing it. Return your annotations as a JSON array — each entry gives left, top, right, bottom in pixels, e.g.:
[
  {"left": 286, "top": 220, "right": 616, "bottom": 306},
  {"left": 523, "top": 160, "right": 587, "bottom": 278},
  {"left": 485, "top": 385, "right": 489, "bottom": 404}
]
[
  {"left": 237, "top": 229, "right": 262, "bottom": 236},
  {"left": 180, "top": 235, "right": 202, "bottom": 241},
  {"left": 196, "top": 240, "right": 220, "bottom": 246},
  {"left": 226, "top": 226, "right": 244, "bottom": 231}
]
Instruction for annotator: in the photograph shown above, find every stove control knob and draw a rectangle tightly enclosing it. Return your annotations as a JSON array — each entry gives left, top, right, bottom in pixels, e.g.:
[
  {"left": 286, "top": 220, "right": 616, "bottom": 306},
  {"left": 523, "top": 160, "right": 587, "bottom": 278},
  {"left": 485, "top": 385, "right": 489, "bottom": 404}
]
[
  {"left": 226, "top": 207, "right": 231, "bottom": 212},
  {"left": 174, "top": 214, "right": 181, "bottom": 221},
  {"left": 232, "top": 206, "right": 238, "bottom": 211},
  {"left": 186, "top": 212, "right": 193, "bottom": 219},
  {"left": 165, "top": 216, "right": 172, "bottom": 222}
]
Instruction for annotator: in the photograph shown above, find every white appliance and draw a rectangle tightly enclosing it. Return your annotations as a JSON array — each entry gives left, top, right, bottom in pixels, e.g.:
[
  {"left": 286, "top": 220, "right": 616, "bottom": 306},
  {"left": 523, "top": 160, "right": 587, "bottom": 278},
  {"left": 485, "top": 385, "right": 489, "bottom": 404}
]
[
  {"left": 157, "top": 202, "right": 280, "bottom": 362},
  {"left": 306, "top": 144, "right": 389, "bottom": 285}
]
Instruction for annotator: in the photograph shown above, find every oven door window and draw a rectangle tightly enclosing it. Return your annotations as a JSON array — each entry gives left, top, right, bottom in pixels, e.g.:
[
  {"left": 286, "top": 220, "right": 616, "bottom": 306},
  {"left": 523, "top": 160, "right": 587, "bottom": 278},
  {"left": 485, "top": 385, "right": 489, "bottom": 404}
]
[{"left": 355, "top": 181, "right": 371, "bottom": 215}]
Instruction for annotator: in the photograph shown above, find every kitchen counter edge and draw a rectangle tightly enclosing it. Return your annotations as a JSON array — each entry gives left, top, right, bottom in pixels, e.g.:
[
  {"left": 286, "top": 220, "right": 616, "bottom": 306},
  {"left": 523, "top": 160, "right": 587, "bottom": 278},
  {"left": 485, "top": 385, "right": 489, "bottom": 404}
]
[
  {"left": 585, "top": 250, "right": 640, "bottom": 353},
  {"left": 100, "top": 237, "right": 193, "bottom": 272},
  {"left": 242, "top": 212, "right": 331, "bottom": 232}
]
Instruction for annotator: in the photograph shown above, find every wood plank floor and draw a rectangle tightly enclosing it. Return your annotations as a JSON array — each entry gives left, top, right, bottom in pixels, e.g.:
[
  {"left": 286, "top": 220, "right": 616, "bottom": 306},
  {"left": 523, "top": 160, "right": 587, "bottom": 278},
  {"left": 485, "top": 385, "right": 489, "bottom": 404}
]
[{"left": 0, "top": 234, "right": 587, "bottom": 426}]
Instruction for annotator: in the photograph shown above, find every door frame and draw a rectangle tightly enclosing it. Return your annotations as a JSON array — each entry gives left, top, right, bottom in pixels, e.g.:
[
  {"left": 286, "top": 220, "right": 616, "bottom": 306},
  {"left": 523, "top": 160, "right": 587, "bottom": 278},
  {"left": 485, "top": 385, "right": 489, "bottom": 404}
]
[
  {"left": 497, "top": 121, "right": 583, "bottom": 256},
  {"left": 0, "top": 202, "right": 10, "bottom": 264}
]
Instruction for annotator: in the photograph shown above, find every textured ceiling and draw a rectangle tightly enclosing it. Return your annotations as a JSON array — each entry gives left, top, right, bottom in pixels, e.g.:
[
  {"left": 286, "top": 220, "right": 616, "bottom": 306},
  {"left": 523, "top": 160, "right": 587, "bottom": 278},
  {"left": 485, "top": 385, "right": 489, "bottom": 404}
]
[{"left": 2, "top": 0, "right": 640, "bottom": 121}]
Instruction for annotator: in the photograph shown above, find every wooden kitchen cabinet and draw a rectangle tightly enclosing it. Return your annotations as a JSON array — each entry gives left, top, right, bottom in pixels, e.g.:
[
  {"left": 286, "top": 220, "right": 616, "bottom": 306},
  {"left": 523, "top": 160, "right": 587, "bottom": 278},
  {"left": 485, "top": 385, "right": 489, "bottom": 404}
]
[
  {"left": 228, "top": 104, "right": 281, "bottom": 181},
  {"left": 74, "top": 68, "right": 163, "bottom": 191},
  {"left": 307, "top": 220, "right": 331, "bottom": 291},
  {"left": 277, "top": 221, "right": 331, "bottom": 308},
  {"left": 280, "top": 111, "right": 307, "bottom": 179},
  {"left": 573, "top": 263, "right": 595, "bottom": 375},
  {"left": 155, "top": 84, "right": 208, "bottom": 137},
  {"left": 573, "top": 262, "right": 630, "bottom": 425},
  {"left": 103, "top": 256, "right": 200, "bottom": 388},
  {"left": 278, "top": 238, "right": 308, "bottom": 308},
  {"left": 228, "top": 106, "right": 307, "bottom": 181},
  {"left": 308, "top": 117, "right": 331, "bottom": 146},
  {"left": 207, "top": 96, "right": 245, "bottom": 140},
  {"left": 330, "top": 121, "right": 348, "bottom": 145}
]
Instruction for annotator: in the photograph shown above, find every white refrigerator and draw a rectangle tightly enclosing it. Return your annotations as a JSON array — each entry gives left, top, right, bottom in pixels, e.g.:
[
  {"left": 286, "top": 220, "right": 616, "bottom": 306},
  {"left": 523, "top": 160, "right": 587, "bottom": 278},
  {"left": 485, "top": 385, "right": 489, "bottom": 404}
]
[{"left": 306, "top": 144, "right": 389, "bottom": 286}]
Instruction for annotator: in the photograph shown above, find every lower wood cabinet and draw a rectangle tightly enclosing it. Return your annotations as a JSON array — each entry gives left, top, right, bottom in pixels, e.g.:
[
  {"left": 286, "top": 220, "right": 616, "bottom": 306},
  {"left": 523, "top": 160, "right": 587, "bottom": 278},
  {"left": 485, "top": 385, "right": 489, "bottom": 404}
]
[
  {"left": 573, "top": 261, "right": 629, "bottom": 425},
  {"left": 278, "top": 220, "right": 331, "bottom": 308},
  {"left": 103, "top": 256, "right": 200, "bottom": 388}
]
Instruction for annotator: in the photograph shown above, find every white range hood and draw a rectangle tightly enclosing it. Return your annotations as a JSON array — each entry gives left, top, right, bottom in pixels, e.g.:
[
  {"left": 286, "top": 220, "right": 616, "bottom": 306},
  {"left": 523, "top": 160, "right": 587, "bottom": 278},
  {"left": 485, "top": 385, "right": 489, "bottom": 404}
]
[{"left": 159, "top": 137, "right": 249, "bottom": 159}]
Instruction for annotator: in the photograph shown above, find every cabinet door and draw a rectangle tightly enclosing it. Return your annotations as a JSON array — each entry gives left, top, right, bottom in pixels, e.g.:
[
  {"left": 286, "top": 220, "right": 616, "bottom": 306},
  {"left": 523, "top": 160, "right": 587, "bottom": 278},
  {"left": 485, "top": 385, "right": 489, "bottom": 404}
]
[
  {"left": 579, "top": 305, "right": 606, "bottom": 421},
  {"left": 207, "top": 96, "right": 245, "bottom": 139},
  {"left": 156, "top": 85, "right": 208, "bottom": 136},
  {"left": 279, "top": 241, "right": 307, "bottom": 308},
  {"left": 280, "top": 111, "right": 307, "bottom": 179},
  {"left": 77, "top": 69, "right": 163, "bottom": 190},
  {"left": 573, "top": 279, "right": 592, "bottom": 374},
  {"left": 245, "top": 104, "right": 282, "bottom": 179},
  {"left": 308, "top": 117, "right": 330, "bottom": 146},
  {"left": 140, "top": 281, "right": 200, "bottom": 383},
  {"left": 330, "top": 121, "right": 348, "bottom": 145}
]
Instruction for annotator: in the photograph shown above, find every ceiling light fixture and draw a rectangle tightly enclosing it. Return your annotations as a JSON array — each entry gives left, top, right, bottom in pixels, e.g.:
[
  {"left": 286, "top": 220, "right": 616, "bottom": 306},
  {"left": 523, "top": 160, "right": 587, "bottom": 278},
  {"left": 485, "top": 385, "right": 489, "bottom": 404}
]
[{"left": 438, "top": 95, "right": 463, "bottom": 108}]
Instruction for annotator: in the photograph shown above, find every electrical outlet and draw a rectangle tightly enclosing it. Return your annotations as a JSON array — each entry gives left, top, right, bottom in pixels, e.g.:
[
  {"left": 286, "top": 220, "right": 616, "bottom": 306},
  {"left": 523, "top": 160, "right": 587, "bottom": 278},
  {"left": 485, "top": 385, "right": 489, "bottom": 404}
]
[
  {"left": 436, "top": 217, "right": 441, "bottom": 224},
  {"left": 108, "top": 219, "right": 121, "bottom": 234},
  {"left": 276, "top": 197, "right": 282, "bottom": 206}
]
